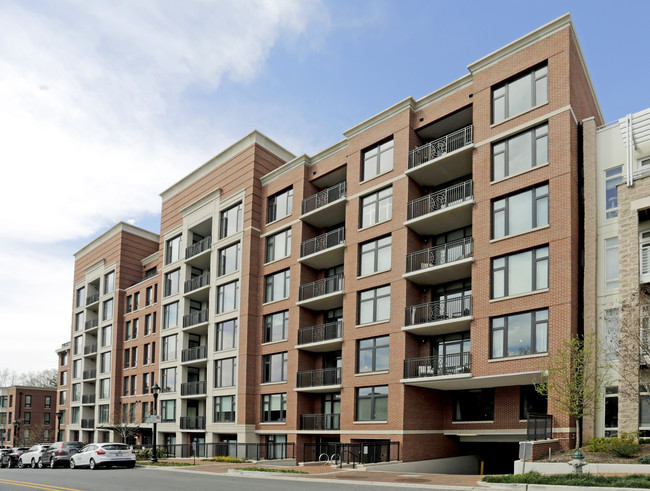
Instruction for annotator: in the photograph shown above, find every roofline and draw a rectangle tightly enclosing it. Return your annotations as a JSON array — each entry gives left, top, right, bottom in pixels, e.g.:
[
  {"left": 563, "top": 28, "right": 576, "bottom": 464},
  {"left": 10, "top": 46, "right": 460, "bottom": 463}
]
[{"left": 74, "top": 222, "right": 159, "bottom": 259}]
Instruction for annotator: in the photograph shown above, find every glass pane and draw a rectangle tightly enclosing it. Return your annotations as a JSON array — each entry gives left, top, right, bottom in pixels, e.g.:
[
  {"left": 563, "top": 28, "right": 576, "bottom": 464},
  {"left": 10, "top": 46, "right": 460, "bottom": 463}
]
[
  {"left": 508, "top": 190, "right": 533, "bottom": 235},
  {"left": 536, "top": 196, "right": 548, "bottom": 227},
  {"left": 375, "top": 346, "right": 390, "bottom": 371},
  {"left": 492, "top": 329, "right": 504, "bottom": 358},
  {"left": 508, "top": 74, "right": 532, "bottom": 117},
  {"left": 507, "top": 312, "right": 532, "bottom": 356},
  {"left": 358, "top": 350, "right": 373, "bottom": 373},
  {"left": 376, "top": 296, "right": 390, "bottom": 321},
  {"left": 360, "top": 250, "right": 374, "bottom": 276},
  {"left": 357, "top": 398, "right": 371, "bottom": 421},
  {"left": 493, "top": 209, "right": 505, "bottom": 238},
  {"left": 492, "top": 269, "right": 505, "bottom": 298},
  {"left": 508, "top": 131, "right": 532, "bottom": 176},
  {"left": 536, "top": 258, "right": 549, "bottom": 289},
  {"left": 508, "top": 251, "right": 533, "bottom": 296},
  {"left": 535, "top": 75, "right": 548, "bottom": 106},
  {"left": 359, "top": 300, "right": 373, "bottom": 324},
  {"left": 364, "top": 155, "right": 378, "bottom": 180},
  {"left": 379, "top": 145, "right": 394, "bottom": 174},
  {"left": 374, "top": 395, "right": 388, "bottom": 420},
  {"left": 536, "top": 134, "right": 548, "bottom": 165},
  {"left": 377, "top": 244, "right": 391, "bottom": 271},
  {"left": 536, "top": 319, "right": 548, "bottom": 353}
]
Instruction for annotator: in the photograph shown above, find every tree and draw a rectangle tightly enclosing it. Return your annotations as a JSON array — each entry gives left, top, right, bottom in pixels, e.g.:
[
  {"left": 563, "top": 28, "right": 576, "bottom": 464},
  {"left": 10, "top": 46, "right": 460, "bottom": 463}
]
[
  {"left": 24, "top": 423, "right": 52, "bottom": 446},
  {"left": 534, "top": 333, "right": 607, "bottom": 449},
  {"left": 0, "top": 369, "right": 57, "bottom": 388},
  {"left": 98, "top": 401, "right": 143, "bottom": 444}
]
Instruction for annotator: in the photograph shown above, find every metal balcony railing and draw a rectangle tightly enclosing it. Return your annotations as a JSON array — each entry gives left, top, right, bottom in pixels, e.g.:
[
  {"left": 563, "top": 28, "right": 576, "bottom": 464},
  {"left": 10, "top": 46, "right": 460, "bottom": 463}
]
[
  {"left": 408, "top": 125, "right": 473, "bottom": 169},
  {"left": 82, "top": 394, "right": 96, "bottom": 404},
  {"left": 86, "top": 293, "right": 99, "bottom": 305},
  {"left": 180, "top": 416, "right": 206, "bottom": 430},
  {"left": 403, "top": 352, "right": 471, "bottom": 378},
  {"left": 527, "top": 413, "right": 553, "bottom": 440},
  {"left": 84, "top": 318, "right": 98, "bottom": 330},
  {"left": 183, "top": 309, "right": 209, "bottom": 328},
  {"left": 83, "top": 344, "right": 97, "bottom": 355},
  {"left": 299, "top": 274, "right": 344, "bottom": 302},
  {"left": 300, "top": 413, "right": 341, "bottom": 430},
  {"left": 82, "top": 369, "right": 97, "bottom": 380},
  {"left": 301, "top": 181, "right": 346, "bottom": 215},
  {"left": 300, "top": 227, "right": 345, "bottom": 257},
  {"left": 184, "top": 272, "right": 210, "bottom": 293},
  {"left": 181, "top": 380, "right": 207, "bottom": 396},
  {"left": 81, "top": 418, "right": 95, "bottom": 429},
  {"left": 186, "top": 236, "right": 212, "bottom": 259},
  {"left": 181, "top": 346, "right": 208, "bottom": 363},
  {"left": 405, "top": 237, "right": 473, "bottom": 273},
  {"left": 407, "top": 180, "right": 473, "bottom": 221},
  {"left": 296, "top": 367, "right": 341, "bottom": 388},
  {"left": 405, "top": 296, "right": 472, "bottom": 326},
  {"left": 297, "top": 321, "right": 342, "bottom": 345}
]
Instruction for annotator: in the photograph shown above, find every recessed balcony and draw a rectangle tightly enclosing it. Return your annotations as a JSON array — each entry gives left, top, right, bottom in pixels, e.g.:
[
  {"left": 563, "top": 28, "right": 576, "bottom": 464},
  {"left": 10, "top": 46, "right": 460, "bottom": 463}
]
[
  {"left": 82, "top": 369, "right": 96, "bottom": 381},
  {"left": 83, "top": 344, "right": 97, "bottom": 356},
  {"left": 296, "top": 321, "right": 343, "bottom": 352},
  {"left": 297, "top": 275, "right": 344, "bottom": 311},
  {"left": 299, "top": 228, "right": 345, "bottom": 270},
  {"left": 84, "top": 318, "right": 98, "bottom": 331},
  {"left": 295, "top": 367, "right": 342, "bottom": 392},
  {"left": 403, "top": 237, "right": 473, "bottom": 285},
  {"left": 184, "top": 272, "right": 210, "bottom": 299},
  {"left": 86, "top": 294, "right": 99, "bottom": 306},
  {"left": 300, "top": 181, "right": 347, "bottom": 228},
  {"left": 181, "top": 346, "right": 208, "bottom": 365},
  {"left": 403, "top": 296, "right": 472, "bottom": 336},
  {"left": 300, "top": 413, "right": 340, "bottom": 431},
  {"left": 402, "top": 352, "right": 471, "bottom": 385},
  {"left": 186, "top": 236, "right": 212, "bottom": 260},
  {"left": 181, "top": 380, "right": 207, "bottom": 397},
  {"left": 407, "top": 125, "right": 473, "bottom": 187},
  {"left": 404, "top": 180, "right": 473, "bottom": 236},
  {"left": 81, "top": 418, "right": 95, "bottom": 429},
  {"left": 81, "top": 394, "right": 96, "bottom": 405},
  {"left": 180, "top": 416, "right": 206, "bottom": 430},
  {"left": 183, "top": 309, "right": 209, "bottom": 330}
]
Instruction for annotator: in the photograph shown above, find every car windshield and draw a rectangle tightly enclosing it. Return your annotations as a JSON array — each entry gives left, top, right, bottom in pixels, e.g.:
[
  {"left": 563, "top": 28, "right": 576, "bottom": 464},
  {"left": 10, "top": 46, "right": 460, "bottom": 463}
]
[
  {"left": 64, "top": 442, "right": 84, "bottom": 448},
  {"left": 102, "top": 444, "right": 130, "bottom": 450}
]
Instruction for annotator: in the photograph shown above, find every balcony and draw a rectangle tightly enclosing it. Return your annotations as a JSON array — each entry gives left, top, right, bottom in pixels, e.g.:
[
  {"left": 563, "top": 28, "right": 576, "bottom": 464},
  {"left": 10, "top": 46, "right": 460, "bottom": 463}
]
[
  {"left": 403, "top": 237, "right": 473, "bottom": 285},
  {"left": 81, "top": 418, "right": 95, "bottom": 429},
  {"left": 180, "top": 416, "right": 206, "bottom": 430},
  {"left": 83, "top": 344, "right": 97, "bottom": 355},
  {"left": 404, "top": 180, "right": 473, "bottom": 236},
  {"left": 402, "top": 352, "right": 471, "bottom": 380},
  {"left": 183, "top": 309, "right": 209, "bottom": 329},
  {"left": 404, "top": 296, "right": 472, "bottom": 335},
  {"left": 295, "top": 367, "right": 341, "bottom": 392},
  {"left": 186, "top": 236, "right": 212, "bottom": 260},
  {"left": 300, "top": 413, "right": 340, "bottom": 431},
  {"left": 181, "top": 346, "right": 208, "bottom": 364},
  {"left": 181, "top": 380, "right": 207, "bottom": 397},
  {"left": 296, "top": 321, "right": 343, "bottom": 352},
  {"left": 301, "top": 181, "right": 347, "bottom": 228},
  {"left": 298, "top": 274, "right": 344, "bottom": 311},
  {"left": 184, "top": 272, "right": 210, "bottom": 295},
  {"left": 81, "top": 394, "right": 96, "bottom": 405},
  {"left": 86, "top": 294, "right": 99, "bottom": 306},
  {"left": 84, "top": 318, "right": 98, "bottom": 331},
  {"left": 82, "top": 369, "right": 97, "bottom": 380},
  {"left": 299, "top": 228, "right": 345, "bottom": 270},
  {"left": 406, "top": 125, "right": 473, "bottom": 187}
]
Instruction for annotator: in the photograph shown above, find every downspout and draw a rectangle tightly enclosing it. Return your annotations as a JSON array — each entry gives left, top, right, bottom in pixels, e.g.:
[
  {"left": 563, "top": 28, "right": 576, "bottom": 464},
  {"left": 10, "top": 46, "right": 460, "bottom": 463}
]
[{"left": 627, "top": 113, "right": 634, "bottom": 186}]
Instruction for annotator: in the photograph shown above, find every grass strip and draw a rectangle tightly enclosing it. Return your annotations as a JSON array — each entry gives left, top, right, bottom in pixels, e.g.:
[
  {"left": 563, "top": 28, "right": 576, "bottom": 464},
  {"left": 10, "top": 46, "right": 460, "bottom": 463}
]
[
  {"left": 137, "top": 461, "right": 196, "bottom": 467},
  {"left": 237, "top": 466, "right": 308, "bottom": 474},
  {"left": 201, "top": 456, "right": 248, "bottom": 463},
  {"left": 483, "top": 471, "right": 650, "bottom": 488}
]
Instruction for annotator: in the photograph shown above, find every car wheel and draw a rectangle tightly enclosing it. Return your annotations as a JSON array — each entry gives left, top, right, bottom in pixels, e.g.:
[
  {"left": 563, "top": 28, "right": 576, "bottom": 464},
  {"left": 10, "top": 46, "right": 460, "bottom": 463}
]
[
  {"left": 38, "top": 458, "right": 44, "bottom": 469},
  {"left": 50, "top": 459, "right": 56, "bottom": 469},
  {"left": 69, "top": 459, "right": 76, "bottom": 469},
  {"left": 31, "top": 459, "right": 37, "bottom": 469},
  {"left": 17, "top": 460, "right": 24, "bottom": 469},
  {"left": 89, "top": 458, "right": 96, "bottom": 470}
]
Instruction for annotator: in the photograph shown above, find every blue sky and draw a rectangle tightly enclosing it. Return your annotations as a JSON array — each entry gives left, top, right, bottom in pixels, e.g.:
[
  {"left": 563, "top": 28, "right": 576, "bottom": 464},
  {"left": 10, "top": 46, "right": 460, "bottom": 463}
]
[{"left": 1, "top": 0, "right": 648, "bottom": 371}]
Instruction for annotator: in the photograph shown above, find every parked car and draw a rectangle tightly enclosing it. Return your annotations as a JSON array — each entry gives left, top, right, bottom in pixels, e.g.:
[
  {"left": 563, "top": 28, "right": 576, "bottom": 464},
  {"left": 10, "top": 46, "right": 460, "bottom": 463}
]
[
  {"left": 41, "top": 441, "right": 85, "bottom": 468},
  {"left": 0, "top": 448, "right": 12, "bottom": 466},
  {"left": 18, "top": 444, "right": 51, "bottom": 469},
  {"left": 70, "top": 443, "right": 135, "bottom": 470},
  {"left": 0, "top": 448, "right": 29, "bottom": 468}
]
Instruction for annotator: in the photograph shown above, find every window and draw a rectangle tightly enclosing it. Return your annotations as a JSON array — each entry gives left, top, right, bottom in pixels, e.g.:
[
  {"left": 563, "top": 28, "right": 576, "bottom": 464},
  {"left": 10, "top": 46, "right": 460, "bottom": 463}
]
[
  {"left": 132, "top": 318, "right": 139, "bottom": 339},
  {"left": 131, "top": 346, "right": 138, "bottom": 367},
  {"left": 492, "top": 246, "right": 549, "bottom": 298},
  {"left": 76, "top": 287, "right": 85, "bottom": 308},
  {"left": 604, "top": 387, "right": 618, "bottom": 434},
  {"left": 59, "top": 391, "right": 67, "bottom": 406},
  {"left": 492, "top": 124, "right": 548, "bottom": 180},
  {"left": 453, "top": 388, "right": 494, "bottom": 421},
  {"left": 605, "top": 166, "right": 623, "bottom": 219},
  {"left": 520, "top": 385, "right": 547, "bottom": 419},
  {"left": 100, "top": 352, "right": 111, "bottom": 373},
  {"left": 145, "top": 267, "right": 157, "bottom": 279},
  {"left": 359, "top": 236, "right": 391, "bottom": 275},
  {"left": 357, "top": 336, "right": 390, "bottom": 373},
  {"left": 125, "top": 321, "right": 131, "bottom": 341},
  {"left": 60, "top": 351, "right": 68, "bottom": 366},
  {"left": 131, "top": 375, "right": 137, "bottom": 395},
  {"left": 60, "top": 371, "right": 68, "bottom": 386},
  {"left": 492, "top": 184, "right": 549, "bottom": 239},
  {"left": 604, "top": 308, "right": 620, "bottom": 360},
  {"left": 492, "top": 64, "right": 548, "bottom": 123},
  {"left": 102, "top": 299, "right": 113, "bottom": 321},
  {"left": 164, "top": 269, "right": 180, "bottom": 296},
  {"left": 161, "top": 368, "right": 177, "bottom": 393},
  {"left": 216, "top": 319, "right": 238, "bottom": 351},
  {"left": 143, "top": 344, "right": 151, "bottom": 365},
  {"left": 24, "top": 395, "right": 32, "bottom": 408},
  {"left": 267, "top": 188, "right": 293, "bottom": 223},
  {"left": 99, "top": 405, "right": 110, "bottom": 424},
  {"left": 163, "top": 302, "right": 179, "bottom": 329},
  {"left": 217, "top": 281, "right": 239, "bottom": 313},
  {"left": 44, "top": 412, "right": 51, "bottom": 425},
  {"left": 161, "top": 400, "right": 176, "bottom": 422},
  {"left": 0, "top": 396, "right": 6, "bottom": 408},
  {"left": 215, "top": 357, "right": 237, "bottom": 387},
  {"left": 491, "top": 309, "right": 548, "bottom": 358},
  {"left": 126, "top": 295, "right": 133, "bottom": 313},
  {"left": 263, "top": 311, "right": 289, "bottom": 343},
  {"left": 146, "top": 286, "right": 153, "bottom": 306},
  {"left": 104, "top": 271, "right": 115, "bottom": 294},
  {"left": 24, "top": 412, "right": 31, "bottom": 425},
  {"left": 44, "top": 396, "right": 51, "bottom": 409},
  {"left": 214, "top": 395, "right": 236, "bottom": 423},
  {"left": 72, "top": 359, "right": 81, "bottom": 379},
  {"left": 605, "top": 238, "right": 619, "bottom": 290},
  {"left": 265, "top": 269, "right": 290, "bottom": 303},
  {"left": 266, "top": 228, "right": 292, "bottom": 262},
  {"left": 261, "top": 393, "right": 286, "bottom": 422},
  {"left": 363, "top": 139, "right": 394, "bottom": 180},
  {"left": 162, "top": 335, "right": 177, "bottom": 362},
  {"left": 361, "top": 187, "right": 392, "bottom": 228},
  {"left": 356, "top": 386, "right": 388, "bottom": 421},
  {"left": 99, "top": 378, "right": 110, "bottom": 399},
  {"left": 73, "top": 336, "right": 82, "bottom": 355},
  {"left": 143, "top": 373, "right": 150, "bottom": 394},
  {"left": 263, "top": 352, "right": 288, "bottom": 383},
  {"left": 74, "top": 312, "right": 84, "bottom": 332},
  {"left": 133, "top": 292, "right": 140, "bottom": 310},
  {"left": 220, "top": 202, "right": 243, "bottom": 239},
  {"left": 166, "top": 235, "right": 182, "bottom": 264},
  {"left": 144, "top": 314, "right": 152, "bottom": 336},
  {"left": 358, "top": 285, "right": 391, "bottom": 324},
  {"left": 218, "top": 242, "right": 241, "bottom": 276},
  {"left": 101, "top": 325, "right": 112, "bottom": 347},
  {"left": 123, "top": 376, "right": 129, "bottom": 396}
]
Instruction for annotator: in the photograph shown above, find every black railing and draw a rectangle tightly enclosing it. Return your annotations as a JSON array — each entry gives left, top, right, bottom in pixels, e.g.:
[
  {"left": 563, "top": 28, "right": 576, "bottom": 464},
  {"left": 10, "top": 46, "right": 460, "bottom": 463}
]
[
  {"left": 405, "top": 237, "right": 473, "bottom": 273},
  {"left": 81, "top": 418, "right": 95, "bottom": 429},
  {"left": 82, "top": 369, "right": 96, "bottom": 380},
  {"left": 527, "top": 413, "right": 553, "bottom": 440},
  {"left": 303, "top": 441, "right": 399, "bottom": 465},
  {"left": 82, "top": 394, "right": 96, "bottom": 404},
  {"left": 403, "top": 352, "right": 471, "bottom": 378},
  {"left": 408, "top": 124, "right": 473, "bottom": 169},
  {"left": 141, "top": 442, "right": 295, "bottom": 460},
  {"left": 180, "top": 416, "right": 206, "bottom": 430},
  {"left": 299, "top": 274, "right": 344, "bottom": 302},
  {"left": 297, "top": 367, "right": 341, "bottom": 388},
  {"left": 300, "top": 228, "right": 345, "bottom": 257},
  {"left": 297, "top": 321, "right": 342, "bottom": 345},
  {"left": 186, "top": 236, "right": 212, "bottom": 259},
  {"left": 183, "top": 309, "right": 209, "bottom": 328},
  {"left": 85, "top": 318, "right": 98, "bottom": 330},
  {"left": 300, "top": 413, "right": 340, "bottom": 430},
  {"left": 86, "top": 293, "right": 99, "bottom": 305},
  {"left": 405, "top": 296, "right": 472, "bottom": 326},
  {"left": 83, "top": 344, "right": 97, "bottom": 355},
  {"left": 181, "top": 380, "right": 207, "bottom": 396},
  {"left": 407, "top": 180, "right": 473, "bottom": 220},
  {"left": 301, "top": 181, "right": 346, "bottom": 215},
  {"left": 184, "top": 272, "right": 210, "bottom": 293},
  {"left": 181, "top": 346, "right": 208, "bottom": 363}
]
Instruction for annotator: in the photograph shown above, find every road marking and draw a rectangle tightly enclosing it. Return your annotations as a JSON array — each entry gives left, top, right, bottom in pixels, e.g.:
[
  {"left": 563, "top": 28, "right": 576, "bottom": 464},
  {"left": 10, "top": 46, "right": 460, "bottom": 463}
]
[{"left": 0, "top": 479, "right": 83, "bottom": 491}]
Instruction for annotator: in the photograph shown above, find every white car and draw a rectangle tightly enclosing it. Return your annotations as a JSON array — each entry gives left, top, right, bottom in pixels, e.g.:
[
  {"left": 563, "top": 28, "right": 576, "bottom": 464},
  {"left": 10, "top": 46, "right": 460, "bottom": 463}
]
[
  {"left": 69, "top": 443, "right": 136, "bottom": 470},
  {"left": 18, "top": 444, "right": 50, "bottom": 469}
]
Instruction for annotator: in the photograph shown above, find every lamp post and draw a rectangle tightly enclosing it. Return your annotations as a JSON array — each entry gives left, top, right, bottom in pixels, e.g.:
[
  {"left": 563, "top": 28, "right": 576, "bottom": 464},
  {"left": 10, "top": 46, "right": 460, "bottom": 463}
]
[
  {"left": 12, "top": 420, "right": 19, "bottom": 446},
  {"left": 151, "top": 384, "right": 160, "bottom": 463},
  {"left": 56, "top": 411, "right": 64, "bottom": 441}
]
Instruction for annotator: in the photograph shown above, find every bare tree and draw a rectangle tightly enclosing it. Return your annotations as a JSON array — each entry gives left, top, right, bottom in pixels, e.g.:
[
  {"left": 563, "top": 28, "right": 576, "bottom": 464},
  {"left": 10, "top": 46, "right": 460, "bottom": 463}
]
[
  {"left": 98, "top": 402, "right": 142, "bottom": 444},
  {"left": 24, "top": 423, "right": 53, "bottom": 446},
  {"left": 0, "top": 369, "right": 57, "bottom": 388}
]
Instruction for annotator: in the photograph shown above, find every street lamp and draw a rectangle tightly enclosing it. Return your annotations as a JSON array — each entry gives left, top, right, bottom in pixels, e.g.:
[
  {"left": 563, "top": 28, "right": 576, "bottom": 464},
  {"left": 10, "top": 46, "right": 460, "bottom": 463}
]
[
  {"left": 12, "top": 420, "right": 19, "bottom": 446},
  {"left": 151, "top": 384, "right": 161, "bottom": 464},
  {"left": 56, "top": 411, "right": 64, "bottom": 441}
]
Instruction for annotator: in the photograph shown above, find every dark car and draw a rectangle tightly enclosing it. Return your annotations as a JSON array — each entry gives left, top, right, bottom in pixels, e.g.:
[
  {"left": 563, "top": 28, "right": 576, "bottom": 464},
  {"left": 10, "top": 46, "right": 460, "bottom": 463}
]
[
  {"left": 41, "top": 442, "right": 85, "bottom": 469},
  {"left": 0, "top": 448, "right": 29, "bottom": 468}
]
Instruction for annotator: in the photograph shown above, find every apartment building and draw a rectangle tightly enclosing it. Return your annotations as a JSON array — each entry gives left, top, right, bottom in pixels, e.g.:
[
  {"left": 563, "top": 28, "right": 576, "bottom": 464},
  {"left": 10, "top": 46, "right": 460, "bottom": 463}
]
[
  {"left": 0, "top": 386, "right": 56, "bottom": 446},
  {"left": 57, "top": 14, "right": 603, "bottom": 470}
]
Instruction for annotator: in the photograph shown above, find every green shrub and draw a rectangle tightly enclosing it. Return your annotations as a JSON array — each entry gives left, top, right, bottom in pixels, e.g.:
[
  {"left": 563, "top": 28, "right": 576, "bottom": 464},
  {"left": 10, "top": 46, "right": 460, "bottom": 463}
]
[
  {"left": 610, "top": 433, "right": 641, "bottom": 458},
  {"left": 584, "top": 436, "right": 613, "bottom": 452},
  {"left": 201, "top": 456, "right": 247, "bottom": 463},
  {"left": 136, "top": 447, "right": 168, "bottom": 460},
  {"left": 638, "top": 454, "right": 650, "bottom": 464}
]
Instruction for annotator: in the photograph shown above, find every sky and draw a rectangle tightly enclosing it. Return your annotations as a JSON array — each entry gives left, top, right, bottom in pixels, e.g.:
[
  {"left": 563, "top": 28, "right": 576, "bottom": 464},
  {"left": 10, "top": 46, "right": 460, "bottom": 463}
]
[{"left": 1, "top": 0, "right": 649, "bottom": 373}]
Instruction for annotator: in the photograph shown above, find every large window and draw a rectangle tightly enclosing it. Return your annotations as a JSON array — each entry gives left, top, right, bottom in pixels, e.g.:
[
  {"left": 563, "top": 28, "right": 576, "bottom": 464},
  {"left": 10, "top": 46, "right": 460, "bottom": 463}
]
[
  {"left": 359, "top": 235, "right": 391, "bottom": 275},
  {"left": 520, "top": 385, "right": 547, "bottom": 419},
  {"left": 492, "top": 65, "right": 548, "bottom": 123},
  {"left": 492, "top": 184, "right": 548, "bottom": 239},
  {"left": 215, "top": 357, "right": 237, "bottom": 387},
  {"left": 104, "top": 271, "right": 115, "bottom": 294},
  {"left": 98, "top": 405, "right": 110, "bottom": 424},
  {"left": 357, "top": 336, "right": 390, "bottom": 373},
  {"left": 102, "top": 299, "right": 113, "bottom": 321},
  {"left": 100, "top": 352, "right": 111, "bottom": 373},
  {"left": 491, "top": 309, "right": 548, "bottom": 359},
  {"left": 71, "top": 383, "right": 80, "bottom": 402},
  {"left": 220, "top": 202, "right": 242, "bottom": 239},
  {"left": 162, "top": 334, "right": 177, "bottom": 362},
  {"left": 218, "top": 242, "right": 241, "bottom": 276},
  {"left": 264, "top": 311, "right": 289, "bottom": 343},
  {"left": 261, "top": 393, "right": 286, "bottom": 422},
  {"left": 358, "top": 285, "right": 391, "bottom": 324},
  {"left": 356, "top": 386, "right": 388, "bottom": 421},
  {"left": 214, "top": 395, "right": 236, "bottom": 423},
  {"left": 166, "top": 235, "right": 182, "bottom": 264},
  {"left": 76, "top": 287, "right": 85, "bottom": 308},
  {"left": 605, "top": 166, "right": 623, "bottom": 219},
  {"left": 265, "top": 269, "right": 290, "bottom": 303},
  {"left": 161, "top": 400, "right": 176, "bottom": 422},
  {"left": 266, "top": 228, "right": 292, "bottom": 262},
  {"left": 453, "top": 389, "right": 494, "bottom": 421},
  {"left": 363, "top": 139, "right": 394, "bottom": 181},
  {"left": 605, "top": 237, "right": 619, "bottom": 290},
  {"left": 101, "top": 325, "right": 112, "bottom": 347},
  {"left": 163, "top": 302, "right": 179, "bottom": 329},
  {"left": 361, "top": 187, "right": 392, "bottom": 228},
  {"left": 492, "top": 246, "right": 549, "bottom": 299},
  {"left": 164, "top": 269, "right": 180, "bottom": 297},
  {"left": 604, "top": 387, "right": 618, "bottom": 435},
  {"left": 263, "top": 352, "right": 288, "bottom": 383},
  {"left": 74, "top": 312, "right": 84, "bottom": 332},
  {"left": 492, "top": 124, "right": 548, "bottom": 181},
  {"left": 267, "top": 188, "right": 293, "bottom": 223},
  {"left": 99, "top": 378, "right": 110, "bottom": 399},
  {"left": 217, "top": 281, "right": 239, "bottom": 313},
  {"left": 216, "top": 319, "right": 238, "bottom": 351},
  {"left": 604, "top": 308, "right": 620, "bottom": 360},
  {"left": 161, "top": 367, "right": 177, "bottom": 393}
]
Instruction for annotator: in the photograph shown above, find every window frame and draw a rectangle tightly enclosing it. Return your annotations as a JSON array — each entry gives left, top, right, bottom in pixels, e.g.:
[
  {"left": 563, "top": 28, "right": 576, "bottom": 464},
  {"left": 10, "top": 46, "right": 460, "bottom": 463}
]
[
  {"left": 605, "top": 237, "right": 619, "bottom": 290},
  {"left": 266, "top": 228, "right": 292, "bottom": 263},
  {"left": 214, "top": 357, "right": 237, "bottom": 388},
  {"left": 605, "top": 166, "right": 623, "bottom": 220},
  {"left": 214, "top": 395, "right": 236, "bottom": 423},
  {"left": 267, "top": 188, "right": 294, "bottom": 223},
  {"left": 492, "top": 64, "right": 548, "bottom": 124},
  {"left": 490, "top": 308, "right": 549, "bottom": 359},
  {"left": 362, "top": 138, "right": 394, "bottom": 181},
  {"left": 359, "top": 235, "right": 392, "bottom": 276},
  {"left": 216, "top": 319, "right": 238, "bottom": 351},
  {"left": 263, "top": 311, "right": 289, "bottom": 343},
  {"left": 218, "top": 241, "right": 241, "bottom": 276},
  {"left": 492, "top": 124, "right": 548, "bottom": 181},
  {"left": 355, "top": 385, "right": 388, "bottom": 422},
  {"left": 492, "top": 183, "right": 549, "bottom": 239},
  {"left": 217, "top": 280, "right": 240, "bottom": 313},
  {"left": 220, "top": 202, "right": 243, "bottom": 239},
  {"left": 358, "top": 285, "right": 391, "bottom": 325},
  {"left": 491, "top": 246, "right": 549, "bottom": 299},
  {"left": 360, "top": 187, "right": 393, "bottom": 228},
  {"left": 261, "top": 393, "right": 286, "bottom": 422},
  {"left": 264, "top": 269, "right": 290, "bottom": 303},
  {"left": 262, "top": 352, "right": 288, "bottom": 383},
  {"left": 357, "top": 335, "right": 390, "bottom": 373}
]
